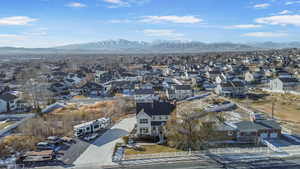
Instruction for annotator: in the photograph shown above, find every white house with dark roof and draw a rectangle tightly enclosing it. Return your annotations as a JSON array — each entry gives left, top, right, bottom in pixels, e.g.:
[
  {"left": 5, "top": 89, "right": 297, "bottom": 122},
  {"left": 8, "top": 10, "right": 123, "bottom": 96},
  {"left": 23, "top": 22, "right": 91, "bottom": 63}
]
[
  {"left": 0, "top": 93, "right": 18, "bottom": 113},
  {"left": 269, "top": 77, "right": 300, "bottom": 92},
  {"left": 166, "top": 85, "right": 193, "bottom": 100},
  {"left": 134, "top": 88, "right": 158, "bottom": 103},
  {"left": 215, "top": 81, "right": 247, "bottom": 98},
  {"left": 136, "top": 101, "right": 176, "bottom": 137}
]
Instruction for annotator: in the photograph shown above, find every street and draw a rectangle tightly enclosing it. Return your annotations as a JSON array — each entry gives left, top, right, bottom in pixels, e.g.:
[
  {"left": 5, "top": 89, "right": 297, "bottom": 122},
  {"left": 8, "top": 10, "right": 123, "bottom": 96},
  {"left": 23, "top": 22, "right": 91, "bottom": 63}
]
[{"left": 101, "top": 157, "right": 300, "bottom": 169}]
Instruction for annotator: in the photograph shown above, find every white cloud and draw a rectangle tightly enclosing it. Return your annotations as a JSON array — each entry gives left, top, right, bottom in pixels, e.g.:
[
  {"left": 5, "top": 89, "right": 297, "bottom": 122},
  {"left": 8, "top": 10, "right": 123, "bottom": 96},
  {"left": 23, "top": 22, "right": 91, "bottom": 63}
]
[
  {"left": 285, "top": 1, "right": 300, "bottom": 5},
  {"left": 225, "top": 24, "right": 262, "bottom": 29},
  {"left": 143, "top": 29, "right": 185, "bottom": 40},
  {"left": 109, "top": 19, "right": 132, "bottom": 23},
  {"left": 0, "top": 34, "right": 24, "bottom": 39},
  {"left": 141, "top": 16, "right": 202, "bottom": 24},
  {"left": 253, "top": 3, "right": 270, "bottom": 9},
  {"left": 279, "top": 10, "right": 291, "bottom": 14},
  {"left": 242, "top": 32, "right": 288, "bottom": 38},
  {"left": 256, "top": 15, "right": 300, "bottom": 26},
  {"left": 103, "top": 0, "right": 148, "bottom": 8},
  {"left": 0, "top": 16, "right": 37, "bottom": 25},
  {"left": 67, "top": 2, "right": 87, "bottom": 8}
]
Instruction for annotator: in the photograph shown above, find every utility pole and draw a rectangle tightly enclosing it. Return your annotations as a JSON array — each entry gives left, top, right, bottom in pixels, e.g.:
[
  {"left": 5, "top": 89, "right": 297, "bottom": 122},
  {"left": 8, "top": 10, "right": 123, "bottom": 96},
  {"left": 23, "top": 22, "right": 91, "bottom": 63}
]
[{"left": 271, "top": 97, "right": 276, "bottom": 120}]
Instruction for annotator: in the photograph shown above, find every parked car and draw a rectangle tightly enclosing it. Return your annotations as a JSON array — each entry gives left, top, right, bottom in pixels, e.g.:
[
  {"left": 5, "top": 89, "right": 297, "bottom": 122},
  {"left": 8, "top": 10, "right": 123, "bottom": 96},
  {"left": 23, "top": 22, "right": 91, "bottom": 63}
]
[
  {"left": 84, "top": 133, "right": 99, "bottom": 141},
  {"left": 61, "top": 136, "right": 76, "bottom": 144},
  {"left": 36, "top": 142, "right": 55, "bottom": 150},
  {"left": 47, "top": 136, "right": 62, "bottom": 145}
]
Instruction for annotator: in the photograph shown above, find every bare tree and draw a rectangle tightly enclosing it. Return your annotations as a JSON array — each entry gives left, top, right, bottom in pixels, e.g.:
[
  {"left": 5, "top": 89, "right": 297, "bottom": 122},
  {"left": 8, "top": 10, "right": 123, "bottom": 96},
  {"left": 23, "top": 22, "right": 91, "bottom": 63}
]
[{"left": 166, "top": 109, "right": 219, "bottom": 151}]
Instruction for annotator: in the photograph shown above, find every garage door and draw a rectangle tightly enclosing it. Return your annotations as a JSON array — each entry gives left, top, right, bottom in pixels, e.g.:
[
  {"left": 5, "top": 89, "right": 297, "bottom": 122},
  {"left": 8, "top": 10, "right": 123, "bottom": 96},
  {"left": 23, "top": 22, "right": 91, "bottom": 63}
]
[
  {"left": 260, "top": 133, "right": 268, "bottom": 139},
  {"left": 270, "top": 133, "right": 278, "bottom": 138}
]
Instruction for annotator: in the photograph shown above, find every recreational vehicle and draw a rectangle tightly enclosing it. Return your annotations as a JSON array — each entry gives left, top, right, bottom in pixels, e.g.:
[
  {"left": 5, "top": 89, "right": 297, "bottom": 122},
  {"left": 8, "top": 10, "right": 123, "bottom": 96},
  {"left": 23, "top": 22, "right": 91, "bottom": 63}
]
[{"left": 73, "top": 117, "right": 111, "bottom": 137}]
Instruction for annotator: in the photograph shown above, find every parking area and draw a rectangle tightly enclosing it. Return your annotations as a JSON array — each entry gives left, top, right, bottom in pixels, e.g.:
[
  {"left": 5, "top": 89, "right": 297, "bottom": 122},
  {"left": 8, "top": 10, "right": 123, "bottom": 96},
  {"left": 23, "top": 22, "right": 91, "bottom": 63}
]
[{"left": 74, "top": 116, "right": 136, "bottom": 166}]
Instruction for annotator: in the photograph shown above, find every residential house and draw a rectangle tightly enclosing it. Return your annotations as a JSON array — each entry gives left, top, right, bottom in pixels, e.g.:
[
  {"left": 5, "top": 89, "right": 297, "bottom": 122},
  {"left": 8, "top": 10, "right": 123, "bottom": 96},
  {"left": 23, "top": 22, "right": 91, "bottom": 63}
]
[
  {"left": 134, "top": 89, "right": 158, "bottom": 103},
  {"left": 234, "top": 120, "right": 281, "bottom": 143},
  {"left": 136, "top": 101, "right": 176, "bottom": 137},
  {"left": 215, "top": 81, "right": 247, "bottom": 98},
  {"left": 166, "top": 85, "right": 193, "bottom": 100},
  {"left": 0, "top": 93, "right": 17, "bottom": 113},
  {"left": 269, "top": 77, "right": 300, "bottom": 92}
]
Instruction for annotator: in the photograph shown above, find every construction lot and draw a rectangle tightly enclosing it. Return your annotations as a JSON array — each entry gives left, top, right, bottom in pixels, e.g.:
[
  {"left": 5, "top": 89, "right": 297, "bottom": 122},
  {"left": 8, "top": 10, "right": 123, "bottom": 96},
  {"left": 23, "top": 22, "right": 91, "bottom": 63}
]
[
  {"left": 234, "top": 91, "right": 300, "bottom": 133},
  {"left": 178, "top": 94, "right": 250, "bottom": 122}
]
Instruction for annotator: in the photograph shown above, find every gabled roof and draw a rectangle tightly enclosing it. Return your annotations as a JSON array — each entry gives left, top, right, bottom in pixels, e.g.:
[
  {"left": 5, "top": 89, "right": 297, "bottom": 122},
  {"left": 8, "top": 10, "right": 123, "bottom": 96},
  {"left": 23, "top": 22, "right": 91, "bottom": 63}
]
[
  {"left": 0, "top": 93, "right": 17, "bottom": 102},
  {"left": 136, "top": 101, "right": 176, "bottom": 117}
]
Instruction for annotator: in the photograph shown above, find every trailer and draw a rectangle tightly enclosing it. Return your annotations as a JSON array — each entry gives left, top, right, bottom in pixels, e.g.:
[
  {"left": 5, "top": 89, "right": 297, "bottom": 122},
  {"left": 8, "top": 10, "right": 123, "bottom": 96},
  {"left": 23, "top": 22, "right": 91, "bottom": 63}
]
[{"left": 73, "top": 117, "right": 111, "bottom": 137}]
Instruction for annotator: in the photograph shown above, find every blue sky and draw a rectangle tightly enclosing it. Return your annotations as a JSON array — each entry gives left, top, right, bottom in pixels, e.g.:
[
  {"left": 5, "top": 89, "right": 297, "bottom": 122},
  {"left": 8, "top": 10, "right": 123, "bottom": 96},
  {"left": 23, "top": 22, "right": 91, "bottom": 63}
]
[{"left": 1, "top": 0, "right": 300, "bottom": 47}]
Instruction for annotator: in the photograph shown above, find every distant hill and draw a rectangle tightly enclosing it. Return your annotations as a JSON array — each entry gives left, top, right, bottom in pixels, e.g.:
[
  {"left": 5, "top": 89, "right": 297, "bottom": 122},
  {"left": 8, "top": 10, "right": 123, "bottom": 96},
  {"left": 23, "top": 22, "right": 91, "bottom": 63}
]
[
  {"left": 0, "top": 39, "right": 300, "bottom": 54},
  {"left": 55, "top": 39, "right": 258, "bottom": 53}
]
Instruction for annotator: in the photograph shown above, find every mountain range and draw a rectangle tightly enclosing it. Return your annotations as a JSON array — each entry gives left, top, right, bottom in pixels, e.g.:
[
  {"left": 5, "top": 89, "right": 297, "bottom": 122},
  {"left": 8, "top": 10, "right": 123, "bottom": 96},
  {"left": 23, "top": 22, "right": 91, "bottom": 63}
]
[{"left": 1, "top": 39, "right": 300, "bottom": 54}]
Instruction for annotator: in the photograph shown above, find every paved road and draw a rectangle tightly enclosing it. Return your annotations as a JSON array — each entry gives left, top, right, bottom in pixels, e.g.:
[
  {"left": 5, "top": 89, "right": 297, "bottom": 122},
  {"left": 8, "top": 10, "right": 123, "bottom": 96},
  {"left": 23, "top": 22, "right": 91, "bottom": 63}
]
[
  {"left": 73, "top": 117, "right": 136, "bottom": 167},
  {"left": 102, "top": 157, "right": 300, "bottom": 169}
]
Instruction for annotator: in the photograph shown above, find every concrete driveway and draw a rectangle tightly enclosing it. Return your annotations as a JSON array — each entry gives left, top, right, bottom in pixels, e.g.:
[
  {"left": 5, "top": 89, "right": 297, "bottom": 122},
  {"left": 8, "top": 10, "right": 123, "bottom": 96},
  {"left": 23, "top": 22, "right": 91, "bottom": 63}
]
[{"left": 73, "top": 116, "right": 136, "bottom": 167}]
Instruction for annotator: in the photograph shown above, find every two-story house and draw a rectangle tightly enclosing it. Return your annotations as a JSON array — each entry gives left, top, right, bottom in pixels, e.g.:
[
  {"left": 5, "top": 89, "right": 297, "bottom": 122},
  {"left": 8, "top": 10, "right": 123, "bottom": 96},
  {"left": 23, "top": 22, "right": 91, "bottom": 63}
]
[
  {"left": 134, "top": 89, "right": 158, "bottom": 103},
  {"left": 269, "top": 77, "right": 300, "bottom": 92},
  {"left": 0, "top": 93, "right": 18, "bottom": 113},
  {"left": 166, "top": 85, "right": 193, "bottom": 100},
  {"left": 215, "top": 81, "right": 247, "bottom": 98},
  {"left": 136, "top": 101, "right": 176, "bottom": 138}
]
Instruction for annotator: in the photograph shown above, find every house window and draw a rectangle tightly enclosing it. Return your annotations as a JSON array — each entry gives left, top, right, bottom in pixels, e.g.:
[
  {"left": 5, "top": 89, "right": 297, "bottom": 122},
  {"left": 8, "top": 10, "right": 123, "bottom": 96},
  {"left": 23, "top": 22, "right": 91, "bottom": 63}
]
[
  {"left": 140, "top": 119, "right": 148, "bottom": 124},
  {"left": 140, "top": 128, "right": 149, "bottom": 134}
]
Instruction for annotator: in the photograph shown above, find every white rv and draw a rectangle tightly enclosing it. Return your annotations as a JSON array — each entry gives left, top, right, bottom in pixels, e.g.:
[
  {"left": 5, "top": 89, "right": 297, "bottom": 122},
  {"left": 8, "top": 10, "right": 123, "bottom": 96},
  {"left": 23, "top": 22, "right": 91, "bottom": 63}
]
[{"left": 73, "top": 117, "right": 111, "bottom": 137}]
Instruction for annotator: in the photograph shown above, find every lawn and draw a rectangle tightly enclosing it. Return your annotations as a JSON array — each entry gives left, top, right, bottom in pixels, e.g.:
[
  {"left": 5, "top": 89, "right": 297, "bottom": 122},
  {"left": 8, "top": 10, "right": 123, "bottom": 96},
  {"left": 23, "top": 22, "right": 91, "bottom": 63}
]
[{"left": 125, "top": 144, "right": 183, "bottom": 156}]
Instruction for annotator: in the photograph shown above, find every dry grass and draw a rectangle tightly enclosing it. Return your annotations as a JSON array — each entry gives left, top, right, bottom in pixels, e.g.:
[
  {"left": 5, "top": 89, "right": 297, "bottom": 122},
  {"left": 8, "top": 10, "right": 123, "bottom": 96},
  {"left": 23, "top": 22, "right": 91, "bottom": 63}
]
[
  {"left": 246, "top": 94, "right": 300, "bottom": 123},
  {"left": 73, "top": 95, "right": 87, "bottom": 99},
  {"left": 0, "top": 135, "right": 42, "bottom": 157},
  {"left": 0, "top": 121, "right": 14, "bottom": 130},
  {"left": 125, "top": 145, "right": 183, "bottom": 156}
]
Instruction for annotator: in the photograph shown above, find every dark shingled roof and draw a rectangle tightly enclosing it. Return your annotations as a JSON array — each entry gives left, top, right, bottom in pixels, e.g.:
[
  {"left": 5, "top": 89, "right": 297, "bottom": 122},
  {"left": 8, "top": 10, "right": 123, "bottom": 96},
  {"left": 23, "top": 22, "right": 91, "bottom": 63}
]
[
  {"left": 0, "top": 93, "right": 17, "bottom": 102},
  {"left": 135, "top": 89, "right": 154, "bottom": 95},
  {"left": 174, "top": 85, "right": 192, "bottom": 91},
  {"left": 256, "top": 120, "right": 281, "bottom": 130},
  {"left": 136, "top": 101, "right": 176, "bottom": 117},
  {"left": 234, "top": 121, "right": 268, "bottom": 132},
  {"left": 278, "top": 78, "right": 299, "bottom": 83}
]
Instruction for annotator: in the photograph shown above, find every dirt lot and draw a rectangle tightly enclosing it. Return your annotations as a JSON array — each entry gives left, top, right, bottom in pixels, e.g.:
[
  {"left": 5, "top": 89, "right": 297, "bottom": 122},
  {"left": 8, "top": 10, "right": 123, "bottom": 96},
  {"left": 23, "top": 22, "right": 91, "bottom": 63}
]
[{"left": 236, "top": 92, "right": 300, "bottom": 133}]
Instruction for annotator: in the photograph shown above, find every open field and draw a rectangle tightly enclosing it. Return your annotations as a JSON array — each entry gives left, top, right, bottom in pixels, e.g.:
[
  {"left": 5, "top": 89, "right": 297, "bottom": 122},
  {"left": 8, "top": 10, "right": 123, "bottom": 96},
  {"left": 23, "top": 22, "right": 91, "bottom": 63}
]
[
  {"left": 236, "top": 92, "right": 300, "bottom": 133},
  {"left": 125, "top": 145, "right": 183, "bottom": 156}
]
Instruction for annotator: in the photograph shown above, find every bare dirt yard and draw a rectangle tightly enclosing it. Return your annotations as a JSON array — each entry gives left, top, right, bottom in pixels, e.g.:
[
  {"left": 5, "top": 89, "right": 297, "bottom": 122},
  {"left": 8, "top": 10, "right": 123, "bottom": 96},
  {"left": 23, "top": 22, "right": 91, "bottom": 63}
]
[{"left": 236, "top": 92, "right": 300, "bottom": 133}]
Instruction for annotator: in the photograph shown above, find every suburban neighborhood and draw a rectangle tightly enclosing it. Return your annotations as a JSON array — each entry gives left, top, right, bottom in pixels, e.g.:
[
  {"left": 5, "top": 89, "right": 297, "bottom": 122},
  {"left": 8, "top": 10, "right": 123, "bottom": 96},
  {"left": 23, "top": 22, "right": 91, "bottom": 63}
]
[{"left": 0, "top": 47, "right": 299, "bottom": 169}]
